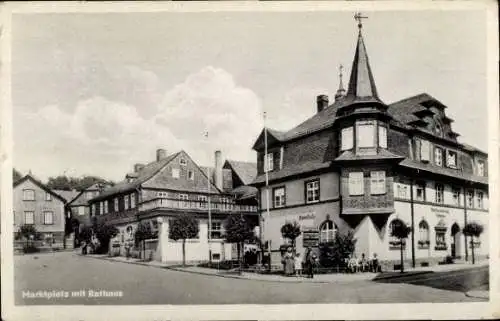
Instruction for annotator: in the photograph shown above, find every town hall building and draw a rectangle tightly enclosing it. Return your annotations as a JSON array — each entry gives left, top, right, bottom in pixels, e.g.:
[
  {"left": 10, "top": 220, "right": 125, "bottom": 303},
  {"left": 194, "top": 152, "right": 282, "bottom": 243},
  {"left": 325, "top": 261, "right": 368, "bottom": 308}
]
[{"left": 251, "top": 15, "right": 489, "bottom": 269}]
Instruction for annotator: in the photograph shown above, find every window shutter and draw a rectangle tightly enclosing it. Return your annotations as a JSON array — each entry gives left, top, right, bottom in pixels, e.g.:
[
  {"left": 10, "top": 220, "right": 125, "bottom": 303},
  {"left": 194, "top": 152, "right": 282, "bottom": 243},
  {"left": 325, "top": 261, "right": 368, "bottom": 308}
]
[
  {"left": 420, "top": 140, "right": 430, "bottom": 162},
  {"left": 341, "top": 127, "right": 353, "bottom": 151},
  {"left": 378, "top": 126, "right": 387, "bottom": 148},
  {"left": 349, "top": 172, "right": 364, "bottom": 195}
]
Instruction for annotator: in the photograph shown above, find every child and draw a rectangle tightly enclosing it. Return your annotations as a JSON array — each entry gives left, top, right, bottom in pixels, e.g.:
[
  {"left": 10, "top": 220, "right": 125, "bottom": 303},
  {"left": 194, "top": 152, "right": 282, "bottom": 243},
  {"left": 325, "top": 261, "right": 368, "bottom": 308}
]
[{"left": 294, "top": 252, "right": 302, "bottom": 277}]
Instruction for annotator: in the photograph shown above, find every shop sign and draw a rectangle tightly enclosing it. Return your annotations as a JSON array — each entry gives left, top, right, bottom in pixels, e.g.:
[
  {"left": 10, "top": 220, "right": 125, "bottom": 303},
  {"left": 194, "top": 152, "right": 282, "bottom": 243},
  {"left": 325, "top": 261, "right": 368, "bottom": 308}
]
[
  {"left": 431, "top": 207, "right": 449, "bottom": 214},
  {"left": 302, "top": 228, "right": 320, "bottom": 248}
]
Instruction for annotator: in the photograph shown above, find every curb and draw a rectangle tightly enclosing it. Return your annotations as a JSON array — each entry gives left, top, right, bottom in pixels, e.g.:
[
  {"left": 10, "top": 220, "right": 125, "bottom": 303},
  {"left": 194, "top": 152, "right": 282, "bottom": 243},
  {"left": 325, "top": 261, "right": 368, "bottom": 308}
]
[
  {"left": 465, "top": 290, "right": 489, "bottom": 300},
  {"left": 373, "top": 270, "right": 433, "bottom": 281},
  {"left": 79, "top": 254, "right": 368, "bottom": 284}
]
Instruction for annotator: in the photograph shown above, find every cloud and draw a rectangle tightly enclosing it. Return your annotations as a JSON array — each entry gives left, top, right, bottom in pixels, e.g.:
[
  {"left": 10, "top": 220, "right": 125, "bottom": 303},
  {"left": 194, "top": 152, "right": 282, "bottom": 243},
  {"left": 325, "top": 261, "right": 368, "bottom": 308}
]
[{"left": 14, "top": 66, "right": 263, "bottom": 181}]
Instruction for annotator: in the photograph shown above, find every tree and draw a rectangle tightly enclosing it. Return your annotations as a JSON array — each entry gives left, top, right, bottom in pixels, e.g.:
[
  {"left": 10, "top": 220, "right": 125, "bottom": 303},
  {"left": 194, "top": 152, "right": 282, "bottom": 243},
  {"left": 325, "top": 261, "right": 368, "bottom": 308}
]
[
  {"left": 169, "top": 215, "right": 199, "bottom": 267},
  {"left": 319, "top": 231, "right": 357, "bottom": 268},
  {"left": 13, "top": 168, "right": 22, "bottom": 182},
  {"left": 17, "top": 224, "right": 41, "bottom": 245},
  {"left": 463, "top": 222, "right": 484, "bottom": 264},
  {"left": 280, "top": 221, "right": 302, "bottom": 253},
  {"left": 135, "top": 221, "right": 156, "bottom": 261},
  {"left": 224, "top": 215, "right": 255, "bottom": 274},
  {"left": 89, "top": 218, "right": 119, "bottom": 254},
  {"left": 46, "top": 175, "right": 114, "bottom": 191},
  {"left": 390, "top": 219, "right": 412, "bottom": 273}
]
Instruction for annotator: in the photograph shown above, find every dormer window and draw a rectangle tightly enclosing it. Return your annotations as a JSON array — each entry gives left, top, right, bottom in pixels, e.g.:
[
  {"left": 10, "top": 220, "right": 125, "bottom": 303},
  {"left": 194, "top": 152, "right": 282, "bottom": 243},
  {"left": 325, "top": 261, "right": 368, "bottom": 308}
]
[
  {"left": 446, "top": 150, "right": 457, "bottom": 168},
  {"left": 341, "top": 127, "right": 354, "bottom": 151},
  {"left": 265, "top": 153, "right": 274, "bottom": 172},
  {"left": 435, "top": 124, "right": 443, "bottom": 137}
]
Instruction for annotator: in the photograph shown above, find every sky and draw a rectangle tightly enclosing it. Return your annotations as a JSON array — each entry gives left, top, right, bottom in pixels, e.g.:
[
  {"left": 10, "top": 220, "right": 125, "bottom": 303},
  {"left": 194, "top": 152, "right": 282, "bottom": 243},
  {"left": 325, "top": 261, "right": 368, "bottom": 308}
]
[{"left": 10, "top": 9, "right": 489, "bottom": 182}]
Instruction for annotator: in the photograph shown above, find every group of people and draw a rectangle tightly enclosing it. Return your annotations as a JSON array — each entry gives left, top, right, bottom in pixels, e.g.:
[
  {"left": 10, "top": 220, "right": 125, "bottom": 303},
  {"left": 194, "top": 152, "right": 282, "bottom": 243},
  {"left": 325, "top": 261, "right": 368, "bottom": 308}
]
[
  {"left": 346, "top": 253, "right": 381, "bottom": 273},
  {"left": 282, "top": 246, "right": 318, "bottom": 278}
]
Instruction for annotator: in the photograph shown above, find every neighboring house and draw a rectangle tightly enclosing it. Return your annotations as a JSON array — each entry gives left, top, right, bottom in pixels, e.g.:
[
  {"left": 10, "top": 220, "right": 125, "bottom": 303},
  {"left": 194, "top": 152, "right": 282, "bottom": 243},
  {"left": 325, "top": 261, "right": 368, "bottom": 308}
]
[
  {"left": 88, "top": 148, "right": 259, "bottom": 264},
  {"left": 13, "top": 174, "right": 67, "bottom": 249},
  {"left": 251, "top": 19, "right": 488, "bottom": 268}
]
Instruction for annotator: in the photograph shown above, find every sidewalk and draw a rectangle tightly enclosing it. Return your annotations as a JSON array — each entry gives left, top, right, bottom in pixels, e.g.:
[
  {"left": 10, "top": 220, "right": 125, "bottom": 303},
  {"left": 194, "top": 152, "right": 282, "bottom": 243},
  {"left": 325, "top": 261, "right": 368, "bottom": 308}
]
[{"left": 80, "top": 252, "right": 488, "bottom": 285}]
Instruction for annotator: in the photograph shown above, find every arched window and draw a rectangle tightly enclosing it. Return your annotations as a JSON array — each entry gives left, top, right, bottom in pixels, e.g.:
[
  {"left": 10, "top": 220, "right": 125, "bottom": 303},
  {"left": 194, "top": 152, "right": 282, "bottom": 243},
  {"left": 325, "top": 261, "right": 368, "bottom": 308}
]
[
  {"left": 389, "top": 220, "right": 400, "bottom": 245},
  {"left": 418, "top": 220, "right": 430, "bottom": 248},
  {"left": 319, "top": 220, "right": 337, "bottom": 243}
]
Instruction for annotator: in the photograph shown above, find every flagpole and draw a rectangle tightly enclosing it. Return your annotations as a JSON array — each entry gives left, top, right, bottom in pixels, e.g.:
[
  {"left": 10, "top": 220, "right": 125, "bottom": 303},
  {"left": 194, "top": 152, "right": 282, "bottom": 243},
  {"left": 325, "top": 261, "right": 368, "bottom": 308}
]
[
  {"left": 263, "top": 111, "right": 271, "bottom": 270},
  {"left": 205, "top": 131, "right": 212, "bottom": 267}
]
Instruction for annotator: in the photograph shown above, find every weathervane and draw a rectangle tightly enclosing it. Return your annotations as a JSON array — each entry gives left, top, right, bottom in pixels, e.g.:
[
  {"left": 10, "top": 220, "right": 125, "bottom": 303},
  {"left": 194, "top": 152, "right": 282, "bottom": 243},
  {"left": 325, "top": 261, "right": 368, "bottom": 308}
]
[{"left": 354, "top": 12, "right": 368, "bottom": 29}]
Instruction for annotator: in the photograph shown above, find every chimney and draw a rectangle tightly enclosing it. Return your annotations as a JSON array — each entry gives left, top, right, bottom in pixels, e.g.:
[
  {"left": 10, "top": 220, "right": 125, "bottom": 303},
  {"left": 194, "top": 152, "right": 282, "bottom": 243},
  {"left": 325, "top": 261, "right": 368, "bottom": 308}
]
[
  {"left": 156, "top": 148, "right": 167, "bottom": 162},
  {"left": 134, "top": 163, "right": 145, "bottom": 172},
  {"left": 317, "top": 95, "right": 329, "bottom": 113},
  {"left": 214, "top": 150, "right": 223, "bottom": 191}
]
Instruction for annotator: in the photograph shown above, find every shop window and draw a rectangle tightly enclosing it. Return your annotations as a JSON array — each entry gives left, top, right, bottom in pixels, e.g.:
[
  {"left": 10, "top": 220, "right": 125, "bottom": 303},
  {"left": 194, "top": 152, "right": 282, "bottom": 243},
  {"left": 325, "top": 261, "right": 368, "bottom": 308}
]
[
  {"left": 370, "top": 171, "right": 386, "bottom": 195},
  {"left": 434, "top": 221, "right": 447, "bottom": 250},
  {"left": 305, "top": 179, "right": 320, "bottom": 203},
  {"left": 348, "top": 172, "right": 364, "bottom": 196},
  {"left": 319, "top": 220, "right": 337, "bottom": 243},
  {"left": 273, "top": 187, "right": 286, "bottom": 208},
  {"left": 418, "top": 220, "right": 430, "bottom": 249},
  {"left": 341, "top": 127, "right": 354, "bottom": 151}
]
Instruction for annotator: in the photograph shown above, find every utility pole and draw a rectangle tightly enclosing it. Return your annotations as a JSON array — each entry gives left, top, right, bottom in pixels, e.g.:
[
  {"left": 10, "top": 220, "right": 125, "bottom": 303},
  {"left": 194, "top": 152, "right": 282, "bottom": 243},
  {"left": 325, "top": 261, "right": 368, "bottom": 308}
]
[{"left": 205, "top": 131, "right": 212, "bottom": 267}]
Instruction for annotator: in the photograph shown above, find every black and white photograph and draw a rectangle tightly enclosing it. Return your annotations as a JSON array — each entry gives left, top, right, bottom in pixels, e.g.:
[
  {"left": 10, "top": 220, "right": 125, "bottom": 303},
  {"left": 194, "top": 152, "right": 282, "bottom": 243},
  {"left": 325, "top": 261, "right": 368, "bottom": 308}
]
[{"left": 1, "top": 1, "right": 498, "bottom": 320}]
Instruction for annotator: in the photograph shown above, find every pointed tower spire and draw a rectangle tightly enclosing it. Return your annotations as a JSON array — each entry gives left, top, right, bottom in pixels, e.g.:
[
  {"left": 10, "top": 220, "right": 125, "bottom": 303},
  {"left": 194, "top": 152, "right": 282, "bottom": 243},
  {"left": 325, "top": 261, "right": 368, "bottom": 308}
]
[
  {"left": 335, "top": 64, "right": 346, "bottom": 101},
  {"left": 346, "top": 12, "right": 381, "bottom": 103}
]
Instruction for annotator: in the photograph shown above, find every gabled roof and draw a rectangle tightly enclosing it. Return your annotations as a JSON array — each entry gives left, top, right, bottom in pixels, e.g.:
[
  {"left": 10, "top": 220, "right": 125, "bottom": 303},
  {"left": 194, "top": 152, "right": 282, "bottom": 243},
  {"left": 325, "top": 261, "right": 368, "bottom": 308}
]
[
  {"left": 224, "top": 160, "right": 257, "bottom": 186},
  {"left": 92, "top": 152, "right": 180, "bottom": 201},
  {"left": 53, "top": 189, "right": 80, "bottom": 203},
  {"left": 13, "top": 174, "right": 67, "bottom": 203},
  {"left": 387, "top": 93, "right": 445, "bottom": 125}
]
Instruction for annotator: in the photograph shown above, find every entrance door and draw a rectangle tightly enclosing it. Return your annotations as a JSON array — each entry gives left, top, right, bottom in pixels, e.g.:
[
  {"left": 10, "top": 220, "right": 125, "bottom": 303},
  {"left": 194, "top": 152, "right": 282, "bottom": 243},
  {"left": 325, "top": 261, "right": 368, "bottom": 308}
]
[{"left": 450, "top": 223, "right": 460, "bottom": 258}]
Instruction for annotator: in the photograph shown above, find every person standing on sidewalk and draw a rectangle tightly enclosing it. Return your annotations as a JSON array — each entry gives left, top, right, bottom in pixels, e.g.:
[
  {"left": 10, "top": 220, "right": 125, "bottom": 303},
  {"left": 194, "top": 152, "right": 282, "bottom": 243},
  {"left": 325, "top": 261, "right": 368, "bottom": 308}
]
[
  {"left": 294, "top": 252, "right": 303, "bottom": 277},
  {"left": 305, "top": 247, "right": 315, "bottom": 279}
]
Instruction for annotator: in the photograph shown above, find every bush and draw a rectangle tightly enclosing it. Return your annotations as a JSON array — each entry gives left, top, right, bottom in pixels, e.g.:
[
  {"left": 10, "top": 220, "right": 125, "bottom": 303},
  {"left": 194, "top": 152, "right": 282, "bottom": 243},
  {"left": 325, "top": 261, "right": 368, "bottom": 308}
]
[
  {"left": 23, "top": 244, "right": 40, "bottom": 254},
  {"left": 198, "top": 260, "right": 238, "bottom": 270},
  {"left": 319, "top": 231, "right": 356, "bottom": 268}
]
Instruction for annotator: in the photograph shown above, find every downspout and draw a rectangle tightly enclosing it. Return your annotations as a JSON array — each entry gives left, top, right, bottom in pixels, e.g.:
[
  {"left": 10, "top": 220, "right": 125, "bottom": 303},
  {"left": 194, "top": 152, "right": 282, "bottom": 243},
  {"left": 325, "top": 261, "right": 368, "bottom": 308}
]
[{"left": 410, "top": 177, "right": 416, "bottom": 268}]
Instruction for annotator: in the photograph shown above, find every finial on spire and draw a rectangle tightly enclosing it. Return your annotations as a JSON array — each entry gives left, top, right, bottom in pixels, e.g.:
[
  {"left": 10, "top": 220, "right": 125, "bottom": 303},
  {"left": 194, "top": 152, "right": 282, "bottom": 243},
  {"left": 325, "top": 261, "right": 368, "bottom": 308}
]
[
  {"left": 335, "top": 63, "right": 346, "bottom": 101},
  {"left": 354, "top": 12, "right": 368, "bottom": 30}
]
